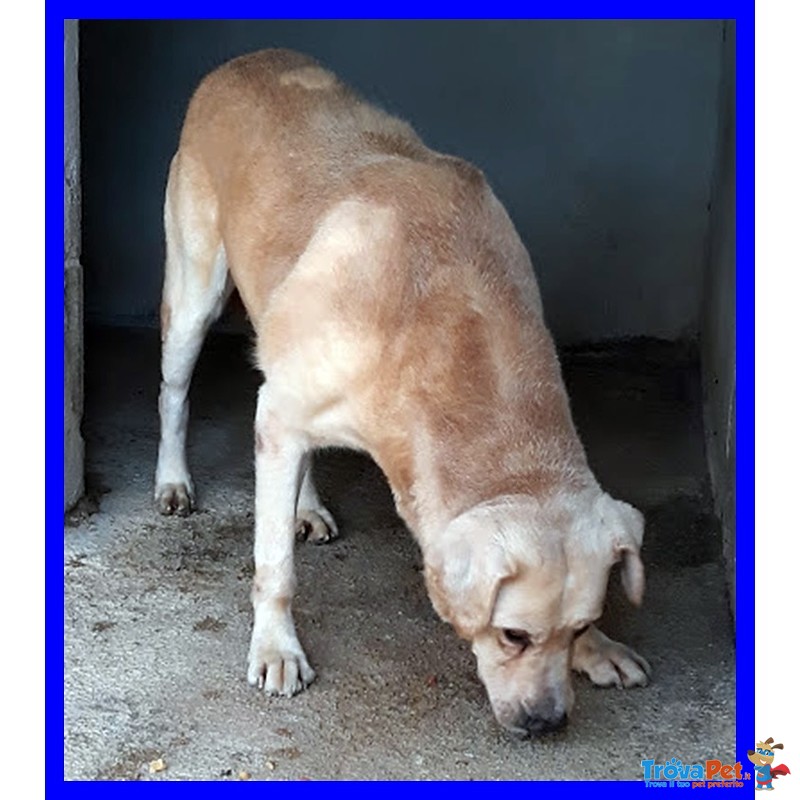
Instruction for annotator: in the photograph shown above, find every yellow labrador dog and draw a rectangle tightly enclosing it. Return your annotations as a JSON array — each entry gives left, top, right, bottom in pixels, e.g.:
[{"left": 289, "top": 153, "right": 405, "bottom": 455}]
[{"left": 155, "top": 49, "right": 650, "bottom": 737}]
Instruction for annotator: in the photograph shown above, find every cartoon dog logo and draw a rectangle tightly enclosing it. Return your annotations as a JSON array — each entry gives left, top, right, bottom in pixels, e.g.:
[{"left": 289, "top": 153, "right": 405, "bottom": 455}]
[{"left": 748, "top": 738, "right": 791, "bottom": 790}]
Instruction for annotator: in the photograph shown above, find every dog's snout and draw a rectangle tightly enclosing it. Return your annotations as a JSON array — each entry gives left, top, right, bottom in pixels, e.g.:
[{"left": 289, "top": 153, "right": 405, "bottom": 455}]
[
  {"left": 525, "top": 711, "right": 568, "bottom": 737},
  {"left": 517, "top": 692, "right": 570, "bottom": 738}
]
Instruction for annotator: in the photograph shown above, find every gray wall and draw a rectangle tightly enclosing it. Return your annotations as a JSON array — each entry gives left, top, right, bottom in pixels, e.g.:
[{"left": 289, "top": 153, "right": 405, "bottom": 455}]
[
  {"left": 701, "top": 22, "right": 736, "bottom": 617},
  {"left": 80, "top": 20, "right": 724, "bottom": 344}
]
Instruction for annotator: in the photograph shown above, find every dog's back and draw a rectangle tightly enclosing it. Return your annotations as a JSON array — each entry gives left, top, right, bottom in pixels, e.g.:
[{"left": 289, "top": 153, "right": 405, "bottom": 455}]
[
  {"left": 176, "top": 51, "right": 536, "bottom": 307},
  {"left": 177, "top": 49, "right": 437, "bottom": 313},
  {"left": 166, "top": 48, "right": 587, "bottom": 530}
]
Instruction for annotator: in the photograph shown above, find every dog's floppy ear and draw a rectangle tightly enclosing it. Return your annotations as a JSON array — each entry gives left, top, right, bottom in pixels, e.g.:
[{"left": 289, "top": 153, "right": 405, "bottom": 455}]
[
  {"left": 596, "top": 494, "right": 646, "bottom": 606},
  {"left": 423, "top": 514, "right": 514, "bottom": 639}
]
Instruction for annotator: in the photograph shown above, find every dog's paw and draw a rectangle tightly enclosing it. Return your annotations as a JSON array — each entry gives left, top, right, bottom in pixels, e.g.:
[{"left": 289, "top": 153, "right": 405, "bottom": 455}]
[
  {"left": 295, "top": 507, "right": 339, "bottom": 544},
  {"left": 571, "top": 626, "right": 651, "bottom": 688},
  {"left": 247, "top": 644, "right": 316, "bottom": 697},
  {"left": 155, "top": 482, "right": 195, "bottom": 516}
]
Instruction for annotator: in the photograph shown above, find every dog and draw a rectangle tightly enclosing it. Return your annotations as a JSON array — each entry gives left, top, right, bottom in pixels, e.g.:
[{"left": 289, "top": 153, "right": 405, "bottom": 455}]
[
  {"left": 154, "top": 49, "right": 650, "bottom": 738},
  {"left": 748, "top": 739, "right": 791, "bottom": 790}
]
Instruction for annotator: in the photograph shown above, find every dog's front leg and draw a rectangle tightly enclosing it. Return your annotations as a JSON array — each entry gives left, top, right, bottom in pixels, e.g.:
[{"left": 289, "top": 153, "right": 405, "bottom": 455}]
[
  {"left": 247, "top": 383, "right": 316, "bottom": 696},
  {"left": 571, "top": 625, "right": 650, "bottom": 689}
]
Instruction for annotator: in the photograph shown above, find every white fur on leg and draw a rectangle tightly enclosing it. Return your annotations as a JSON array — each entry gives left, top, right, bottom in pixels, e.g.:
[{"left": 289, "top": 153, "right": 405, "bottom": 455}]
[
  {"left": 295, "top": 461, "right": 339, "bottom": 544},
  {"left": 247, "top": 383, "right": 316, "bottom": 696},
  {"left": 247, "top": 598, "right": 316, "bottom": 695},
  {"left": 154, "top": 241, "right": 231, "bottom": 516},
  {"left": 155, "top": 325, "right": 204, "bottom": 515},
  {"left": 571, "top": 625, "right": 651, "bottom": 688}
]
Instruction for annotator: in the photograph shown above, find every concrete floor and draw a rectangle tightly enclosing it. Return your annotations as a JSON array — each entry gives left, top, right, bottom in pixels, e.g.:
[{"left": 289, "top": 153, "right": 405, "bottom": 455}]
[{"left": 64, "top": 328, "right": 735, "bottom": 781}]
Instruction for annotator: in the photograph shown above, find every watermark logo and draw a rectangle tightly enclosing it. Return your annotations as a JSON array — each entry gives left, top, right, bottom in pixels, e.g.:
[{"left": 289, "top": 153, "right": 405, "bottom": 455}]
[
  {"left": 747, "top": 737, "right": 791, "bottom": 791},
  {"left": 640, "top": 758, "right": 747, "bottom": 788}
]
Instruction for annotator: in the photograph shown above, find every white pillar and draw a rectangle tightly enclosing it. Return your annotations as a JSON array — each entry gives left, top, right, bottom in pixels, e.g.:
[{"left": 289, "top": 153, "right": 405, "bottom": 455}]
[{"left": 64, "top": 19, "right": 84, "bottom": 510}]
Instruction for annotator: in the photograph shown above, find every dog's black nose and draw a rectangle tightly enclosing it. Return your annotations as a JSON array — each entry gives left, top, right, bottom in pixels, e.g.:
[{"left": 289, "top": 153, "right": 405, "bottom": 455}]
[{"left": 525, "top": 712, "right": 568, "bottom": 737}]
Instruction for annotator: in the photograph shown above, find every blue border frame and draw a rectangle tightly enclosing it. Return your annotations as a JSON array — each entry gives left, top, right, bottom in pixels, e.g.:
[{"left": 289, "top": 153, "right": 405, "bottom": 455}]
[
  {"left": 734, "top": 0, "right": 755, "bottom": 781},
  {"left": 52, "top": 7, "right": 754, "bottom": 793}
]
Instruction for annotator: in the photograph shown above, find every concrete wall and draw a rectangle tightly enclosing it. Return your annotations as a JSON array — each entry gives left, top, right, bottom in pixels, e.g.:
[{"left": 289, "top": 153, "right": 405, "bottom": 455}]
[
  {"left": 701, "top": 22, "right": 736, "bottom": 617},
  {"left": 65, "top": 19, "right": 84, "bottom": 510},
  {"left": 79, "top": 20, "right": 724, "bottom": 344}
]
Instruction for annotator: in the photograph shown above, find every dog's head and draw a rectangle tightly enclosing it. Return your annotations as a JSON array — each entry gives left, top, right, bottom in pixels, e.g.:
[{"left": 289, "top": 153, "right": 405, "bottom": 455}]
[
  {"left": 423, "top": 489, "right": 644, "bottom": 737},
  {"left": 748, "top": 739, "right": 783, "bottom": 766}
]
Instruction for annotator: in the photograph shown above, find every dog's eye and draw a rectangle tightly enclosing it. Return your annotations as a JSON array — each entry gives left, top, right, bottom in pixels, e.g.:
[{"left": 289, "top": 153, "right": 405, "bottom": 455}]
[{"left": 501, "top": 628, "right": 530, "bottom": 648}]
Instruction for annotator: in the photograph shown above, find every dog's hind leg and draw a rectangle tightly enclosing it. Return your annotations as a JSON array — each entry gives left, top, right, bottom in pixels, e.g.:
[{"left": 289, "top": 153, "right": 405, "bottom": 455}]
[
  {"left": 155, "top": 152, "right": 232, "bottom": 515},
  {"left": 295, "top": 457, "right": 339, "bottom": 544}
]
